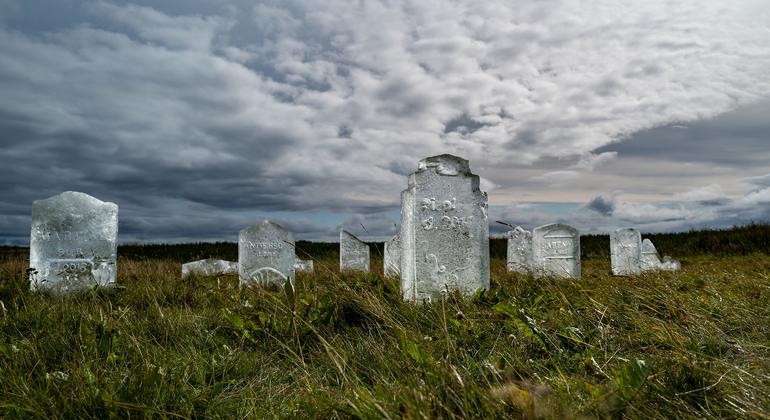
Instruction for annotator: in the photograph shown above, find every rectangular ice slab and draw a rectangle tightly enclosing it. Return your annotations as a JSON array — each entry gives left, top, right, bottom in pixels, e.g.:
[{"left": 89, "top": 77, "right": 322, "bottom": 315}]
[
  {"left": 294, "top": 259, "right": 314, "bottom": 273},
  {"left": 182, "top": 259, "right": 238, "bottom": 277},
  {"left": 532, "top": 223, "right": 580, "bottom": 279},
  {"left": 239, "top": 220, "right": 295, "bottom": 287},
  {"left": 400, "top": 154, "right": 490, "bottom": 301},
  {"left": 611, "top": 228, "right": 642, "bottom": 276},
  {"left": 641, "top": 239, "right": 681, "bottom": 272},
  {"left": 506, "top": 226, "right": 532, "bottom": 274},
  {"left": 383, "top": 234, "right": 401, "bottom": 277},
  {"left": 29, "top": 191, "right": 118, "bottom": 292},
  {"left": 340, "top": 230, "right": 370, "bottom": 272}
]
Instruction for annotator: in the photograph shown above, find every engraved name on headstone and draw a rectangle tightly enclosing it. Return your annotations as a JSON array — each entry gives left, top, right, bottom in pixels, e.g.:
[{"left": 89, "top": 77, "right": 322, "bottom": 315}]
[
  {"left": 400, "top": 154, "right": 490, "bottom": 301},
  {"left": 294, "top": 259, "right": 314, "bottom": 273},
  {"left": 340, "top": 230, "right": 370, "bottom": 272},
  {"left": 611, "top": 228, "right": 642, "bottom": 276},
  {"left": 182, "top": 259, "right": 238, "bottom": 278},
  {"left": 29, "top": 191, "right": 118, "bottom": 292},
  {"left": 384, "top": 233, "right": 401, "bottom": 277},
  {"left": 506, "top": 226, "right": 532, "bottom": 274},
  {"left": 532, "top": 223, "right": 580, "bottom": 279},
  {"left": 238, "top": 220, "right": 295, "bottom": 287}
]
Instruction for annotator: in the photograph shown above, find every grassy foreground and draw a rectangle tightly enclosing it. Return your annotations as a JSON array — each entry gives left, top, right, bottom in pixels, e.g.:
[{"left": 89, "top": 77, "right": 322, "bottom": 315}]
[{"left": 1, "top": 250, "right": 769, "bottom": 418}]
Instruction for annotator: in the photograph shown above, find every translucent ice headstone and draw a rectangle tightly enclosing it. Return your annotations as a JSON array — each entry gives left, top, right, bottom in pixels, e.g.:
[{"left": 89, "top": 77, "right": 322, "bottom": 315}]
[
  {"left": 294, "top": 259, "right": 314, "bottom": 273},
  {"left": 506, "top": 226, "right": 532, "bottom": 274},
  {"left": 182, "top": 259, "right": 238, "bottom": 277},
  {"left": 238, "top": 221, "right": 295, "bottom": 287},
  {"left": 400, "top": 154, "right": 490, "bottom": 301},
  {"left": 611, "top": 228, "right": 642, "bottom": 276},
  {"left": 532, "top": 223, "right": 580, "bottom": 279},
  {"left": 29, "top": 191, "right": 118, "bottom": 292},
  {"left": 640, "top": 239, "right": 663, "bottom": 272},
  {"left": 384, "top": 233, "right": 401, "bottom": 277},
  {"left": 340, "top": 230, "right": 370, "bottom": 272},
  {"left": 641, "top": 239, "right": 681, "bottom": 272}
]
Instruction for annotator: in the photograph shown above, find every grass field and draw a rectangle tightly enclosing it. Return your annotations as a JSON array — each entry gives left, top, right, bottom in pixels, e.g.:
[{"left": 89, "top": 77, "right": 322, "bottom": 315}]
[{"left": 1, "top": 226, "right": 769, "bottom": 418}]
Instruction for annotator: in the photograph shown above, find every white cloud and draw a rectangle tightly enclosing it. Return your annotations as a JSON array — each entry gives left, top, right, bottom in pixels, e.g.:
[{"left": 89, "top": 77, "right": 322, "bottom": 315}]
[
  {"left": 1, "top": 1, "right": 770, "bottom": 241},
  {"left": 672, "top": 184, "right": 729, "bottom": 204}
]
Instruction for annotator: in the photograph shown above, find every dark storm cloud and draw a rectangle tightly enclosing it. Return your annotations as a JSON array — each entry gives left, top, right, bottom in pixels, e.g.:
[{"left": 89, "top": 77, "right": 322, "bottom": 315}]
[
  {"left": 585, "top": 195, "right": 615, "bottom": 216},
  {"left": 596, "top": 99, "right": 770, "bottom": 166},
  {"left": 1, "top": 0, "right": 770, "bottom": 244}
]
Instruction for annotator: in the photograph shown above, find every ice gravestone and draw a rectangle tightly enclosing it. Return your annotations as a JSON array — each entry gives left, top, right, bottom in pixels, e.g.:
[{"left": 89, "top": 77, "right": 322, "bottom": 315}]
[
  {"left": 506, "top": 226, "right": 532, "bottom": 274},
  {"left": 340, "top": 230, "right": 370, "bottom": 272},
  {"left": 532, "top": 223, "right": 580, "bottom": 279},
  {"left": 182, "top": 259, "right": 238, "bottom": 277},
  {"left": 29, "top": 191, "right": 118, "bottom": 292},
  {"left": 400, "top": 154, "right": 490, "bottom": 301},
  {"left": 294, "top": 259, "right": 314, "bottom": 273},
  {"left": 641, "top": 239, "right": 681, "bottom": 272},
  {"left": 239, "top": 221, "right": 295, "bottom": 286},
  {"left": 611, "top": 228, "right": 642, "bottom": 276},
  {"left": 383, "top": 233, "right": 401, "bottom": 277}
]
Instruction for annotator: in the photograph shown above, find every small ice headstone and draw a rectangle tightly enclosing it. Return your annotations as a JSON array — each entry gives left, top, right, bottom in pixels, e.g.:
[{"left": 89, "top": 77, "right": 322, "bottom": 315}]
[
  {"left": 340, "top": 230, "right": 370, "bottom": 272},
  {"left": 29, "top": 191, "right": 118, "bottom": 292},
  {"left": 641, "top": 239, "right": 681, "bottom": 271},
  {"left": 182, "top": 259, "right": 238, "bottom": 277},
  {"left": 611, "top": 228, "right": 642, "bottom": 276},
  {"left": 640, "top": 239, "right": 663, "bottom": 272},
  {"left": 294, "top": 259, "right": 314, "bottom": 273},
  {"left": 384, "top": 233, "right": 401, "bottom": 277},
  {"left": 506, "top": 226, "right": 532, "bottom": 274},
  {"left": 239, "top": 221, "right": 295, "bottom": 287},
  {"left": 400, "top": 154, "right": 490, "bottom": 301},
  {"left": 532, "top": 223, "right": 580, "bottom": 279},
  {"left": 661, "top": 255, "right": 681, "bottom": 271}
]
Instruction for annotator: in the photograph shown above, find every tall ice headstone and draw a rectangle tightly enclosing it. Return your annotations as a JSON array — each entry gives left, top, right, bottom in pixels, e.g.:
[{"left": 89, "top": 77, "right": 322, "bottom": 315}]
[
  {"left": 340, "top": 230, "right": 370, "bottom": 272},
  {"left": 400, "top": 154, "right": 490, "bottom": 301},
  {"left": 611, "top": 228, "right": 642, "bottom": 276},
  {"left": 384, "top": 233, "right": 401, "bottom": 277},
  {"left": 239, "top": 221, "right": 295, "bottom": 286},
  {"left": 506, "top": 226, "right": 532, "bottom": 274},
  {"left": 29, "top": 191, "right": 118, "bottom": 292},
  {"left": 532, "top": 223, "right": 580, "bottom": 279}
]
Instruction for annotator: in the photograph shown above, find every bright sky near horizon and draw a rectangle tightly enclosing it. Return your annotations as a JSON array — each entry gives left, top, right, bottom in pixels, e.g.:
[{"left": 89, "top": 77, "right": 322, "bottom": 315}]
[{"left": 1, "top": 0, "right": 770, "bottom": 244}]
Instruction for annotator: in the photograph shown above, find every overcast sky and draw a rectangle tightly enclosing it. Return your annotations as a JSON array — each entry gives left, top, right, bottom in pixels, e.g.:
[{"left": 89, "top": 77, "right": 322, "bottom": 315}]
[{"left": 1, "top": 0, "right": 769, "bottom": 244}]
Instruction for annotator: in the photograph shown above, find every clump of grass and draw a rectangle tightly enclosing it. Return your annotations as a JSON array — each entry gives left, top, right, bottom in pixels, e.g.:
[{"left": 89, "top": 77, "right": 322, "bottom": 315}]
[{"left": 0, "top": 239, "right": 769, "bottom": 417}]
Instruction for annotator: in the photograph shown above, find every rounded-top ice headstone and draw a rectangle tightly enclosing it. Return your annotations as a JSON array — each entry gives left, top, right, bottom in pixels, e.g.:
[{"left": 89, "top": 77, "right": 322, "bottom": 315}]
[
  {"left": 532, "top": 223, "right": 580, "bottom": 279},
  {"left": 611, "top": 227, "right": 642, "bottom": 276},
  {"left": 400, "top": 154, "right": 490, "bottom": 302},
  {"left": 506, "top": 226, "right": 532, "bottom": 274},
  {"left": 238, "top": 220, "right": 295, "bottom": 287},
  {"left": 29, "top": 191, "right": 118, "bottom": 292},
  {"left": 340, "top": 229, "right": 370, "bottom": 272}
]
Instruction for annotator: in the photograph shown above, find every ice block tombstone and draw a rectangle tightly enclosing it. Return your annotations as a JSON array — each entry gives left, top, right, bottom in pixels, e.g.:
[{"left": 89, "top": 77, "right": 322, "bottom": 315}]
[
  {"left": 383, "top": 233, "right": 401, "bottom": 277},
  {"left": 29, "top": 191, "right": 118, "bottom": 292},
  {"left": 611, "top": 228, "right": 642, "bottom": 276},
  {"left": 239, "top": 221, "right": 295, "bottom": 287},
  {"left": 182, "top": 259, "right": 238, "bottom": 277},
  {"left": 641, "top": 239, "right": 681, "bottom": 272},
  {"left": 506, "top": 226, "right": 533, "bottom": 274},
  {"left": 400, "top": 154, "right": 490, "bottom": 302},
  {"left": 294, "top": 259, "right": 314, "bottom": 273},
  {"left": 532, "top": 223, "right": 580, "bottom": 279},
  {"left": 340, "top": 230, "right": 370, "bottom": 272}
]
